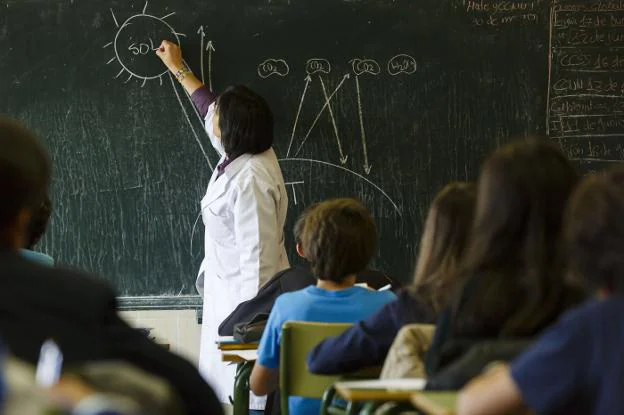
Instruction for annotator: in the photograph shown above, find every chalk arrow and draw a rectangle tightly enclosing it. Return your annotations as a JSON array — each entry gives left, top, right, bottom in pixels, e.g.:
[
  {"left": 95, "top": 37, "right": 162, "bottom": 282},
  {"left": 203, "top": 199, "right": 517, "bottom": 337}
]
[
  {"left": 319, "top": 76, "right": 348, "bottom": 164},
  {"left": 197, "top": 26, "right": 206, "bottom": 84},
  {"left": 355, "top": 75, "right": 372, "bottom": 175},
  {"left": 206, "top": 41, "right": 215, "bottom": 92},
  {"left": 294, "top": 73, "right": 350, "bottom": 157},
  {"left": 197, "top": 26, "right": 216, "bottom": 91},
  {"left": 286, "top": 75, "right": 312, "bottom": 157}
]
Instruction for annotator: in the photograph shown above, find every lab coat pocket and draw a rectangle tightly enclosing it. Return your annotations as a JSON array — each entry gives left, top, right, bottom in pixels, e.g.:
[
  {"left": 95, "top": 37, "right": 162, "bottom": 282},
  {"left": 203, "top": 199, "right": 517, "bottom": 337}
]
[{"left": 202, "top": 198, "right": 233, "bottom": 245}]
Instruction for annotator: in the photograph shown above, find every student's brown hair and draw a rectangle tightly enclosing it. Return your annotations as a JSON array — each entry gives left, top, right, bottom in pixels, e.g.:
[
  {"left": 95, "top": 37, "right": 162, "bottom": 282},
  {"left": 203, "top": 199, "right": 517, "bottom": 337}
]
[
  {"left": 452, "top": 138, "right": 581, "bottom": 337},
  {"left": 565, "top": 168, "right": 624, "bottom": 294},
  {"left": 410, "top": 182, "right": 476, "bottom": 313},
  {"left": 301, "top": 198, "right": 376, "bottom": 283},
  {"left": 293, "top": 203, "right": 319, "bottom": 247}
]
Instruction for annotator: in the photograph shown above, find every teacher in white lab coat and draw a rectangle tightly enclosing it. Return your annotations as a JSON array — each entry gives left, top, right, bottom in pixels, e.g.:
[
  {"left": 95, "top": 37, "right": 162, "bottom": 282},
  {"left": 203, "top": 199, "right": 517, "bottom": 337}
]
[{"left": 156, "top": 40, "right": 290, "bottom": 411}]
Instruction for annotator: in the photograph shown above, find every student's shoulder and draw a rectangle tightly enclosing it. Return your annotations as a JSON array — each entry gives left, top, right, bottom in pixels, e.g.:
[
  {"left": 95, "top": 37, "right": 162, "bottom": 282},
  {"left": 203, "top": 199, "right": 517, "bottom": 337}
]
[
  {"left": 562, "top": 296, "right": 624, "bottom": 326},
  {"left": 275, "top": 287, "right": 312, "bottom": 307},
  {"left": 358, "top": 287, "right": 396, "bottom": 303},
  {"left": 45, "top": 265, "right": 117, "bottom": 300},
  {"left": 270, "top": 289, "right": 312, "bottom": 324}
]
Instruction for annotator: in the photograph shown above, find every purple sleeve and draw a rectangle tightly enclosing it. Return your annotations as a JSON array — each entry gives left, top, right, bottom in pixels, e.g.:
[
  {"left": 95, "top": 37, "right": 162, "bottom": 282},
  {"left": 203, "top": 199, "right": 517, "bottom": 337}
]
[{"left": 191, "top": 86, "right": 217, "bottom": 118}]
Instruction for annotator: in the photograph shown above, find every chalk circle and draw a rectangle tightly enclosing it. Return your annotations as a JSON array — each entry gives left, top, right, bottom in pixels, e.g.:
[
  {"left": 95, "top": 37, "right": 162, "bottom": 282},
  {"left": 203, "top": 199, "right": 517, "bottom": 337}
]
[
  {"left": 114, "top": 14, "right": 181, "bottom": 80},
  {"left": 387, "top": 54, "right": 417, "bottom": 76},
  {"left": 306, "top": 58, "right": 331, "bottom": 75},
  {"left": 257, "top": 59, "right": 290, "bottom": 78},
  {"left": 350, "top": 58, "right": 381, "bottom": 76}
]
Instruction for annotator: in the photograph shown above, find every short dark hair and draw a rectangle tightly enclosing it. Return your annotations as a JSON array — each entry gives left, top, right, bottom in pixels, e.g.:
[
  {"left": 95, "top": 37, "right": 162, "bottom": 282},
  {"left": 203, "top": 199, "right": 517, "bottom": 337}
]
[
  {"left": 301, "top": 198, "right": 376, "bottom": 283},
  {"left": 565, "top": 168, "right": 624, "bottom": 293},
  {"left": 0, "top": 118, "right": 50, "bottom": 243},
  {"left": 26, "top": 194, "right": 52, "bottom": 249},
  {"left": 216, "top": 86, "right": 273, "bottom": 159}
]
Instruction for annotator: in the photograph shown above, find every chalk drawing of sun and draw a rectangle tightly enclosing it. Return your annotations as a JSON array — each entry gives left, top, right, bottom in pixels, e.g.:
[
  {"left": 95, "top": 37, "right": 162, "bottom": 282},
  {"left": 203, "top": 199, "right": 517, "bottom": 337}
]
[{"left": 103, "top": 2, "right": 185, "bottom": 86}]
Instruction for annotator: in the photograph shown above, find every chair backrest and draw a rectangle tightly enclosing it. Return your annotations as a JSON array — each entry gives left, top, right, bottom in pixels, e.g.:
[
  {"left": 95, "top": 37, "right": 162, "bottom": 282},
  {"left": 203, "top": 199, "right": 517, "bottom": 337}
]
[{"left": 279, "top": 321, "right": 352, "bottom": 414}]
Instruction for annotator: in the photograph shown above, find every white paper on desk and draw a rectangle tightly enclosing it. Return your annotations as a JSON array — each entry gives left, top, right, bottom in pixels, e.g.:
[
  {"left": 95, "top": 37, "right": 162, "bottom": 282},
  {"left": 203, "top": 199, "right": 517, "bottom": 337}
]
[
  {"left": 216, "top": 336, "right": 236, "bottom": 344},
  {"left": 336, "top": 378, "right": 426, "bottom": 391}
]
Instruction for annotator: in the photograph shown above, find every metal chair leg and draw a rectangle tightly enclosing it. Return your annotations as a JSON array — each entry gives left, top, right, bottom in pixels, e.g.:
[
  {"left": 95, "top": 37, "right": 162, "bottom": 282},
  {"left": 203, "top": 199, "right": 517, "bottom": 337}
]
[{"left": 233, "top": 361, "right": 254, "bottom": 415}]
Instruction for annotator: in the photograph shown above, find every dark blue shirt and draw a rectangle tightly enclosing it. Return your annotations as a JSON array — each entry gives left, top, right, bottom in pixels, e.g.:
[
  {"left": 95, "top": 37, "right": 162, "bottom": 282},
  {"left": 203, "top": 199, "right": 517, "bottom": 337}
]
[
  {"left": 511, "top": 296, "right": 624, "bottom": 415},
  {"left": 307, "top": 289, "right": 436, "bottom": 374}
]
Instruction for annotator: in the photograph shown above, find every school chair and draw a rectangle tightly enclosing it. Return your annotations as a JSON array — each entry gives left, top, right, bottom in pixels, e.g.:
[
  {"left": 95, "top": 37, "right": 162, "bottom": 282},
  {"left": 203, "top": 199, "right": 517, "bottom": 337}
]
[{"left": 279, "top": 321, "right": 353, "bottom": 415}]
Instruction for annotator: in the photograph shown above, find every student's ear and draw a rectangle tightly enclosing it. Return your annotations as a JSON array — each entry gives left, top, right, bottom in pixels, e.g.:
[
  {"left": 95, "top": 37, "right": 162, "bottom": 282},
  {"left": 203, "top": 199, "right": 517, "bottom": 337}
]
[{"left": 296, "top": 243, "right": 305, "bottom": 258}]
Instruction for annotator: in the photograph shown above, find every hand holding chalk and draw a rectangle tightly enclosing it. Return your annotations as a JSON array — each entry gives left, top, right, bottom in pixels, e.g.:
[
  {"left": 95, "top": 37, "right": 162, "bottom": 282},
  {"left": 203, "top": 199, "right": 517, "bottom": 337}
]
[{"left": 155, "top": 40, "right": 184, "bottom": 74}]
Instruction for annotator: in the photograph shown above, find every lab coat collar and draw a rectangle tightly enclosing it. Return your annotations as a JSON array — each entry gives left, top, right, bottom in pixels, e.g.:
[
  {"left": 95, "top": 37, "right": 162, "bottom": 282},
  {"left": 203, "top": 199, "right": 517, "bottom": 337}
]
[
  {"left": 222, "top": 153, "right": 252, "bottom": 180},
  {"left": 203, "top": 153, "right": 252, "bottom": 207}
]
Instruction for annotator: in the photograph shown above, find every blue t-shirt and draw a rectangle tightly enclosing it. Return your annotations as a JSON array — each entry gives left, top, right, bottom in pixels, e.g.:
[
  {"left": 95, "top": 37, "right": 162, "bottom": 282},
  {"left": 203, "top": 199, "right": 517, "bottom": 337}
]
[
  {"left": 511, "top": 296, "right": 624, "bottom": 415},
  {"left": 257, "top": 285, "right": 396, "bottom": 415},
  {"left": 20, "top": 249, "right": 54, "bottom": 266}
]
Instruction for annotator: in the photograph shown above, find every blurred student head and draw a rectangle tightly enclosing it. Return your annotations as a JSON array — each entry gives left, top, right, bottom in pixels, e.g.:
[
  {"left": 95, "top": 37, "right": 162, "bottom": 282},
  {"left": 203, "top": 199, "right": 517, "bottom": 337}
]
[
  {"left": 25, "top": 195, "right": 52, "bottom": 250},
  {"left": 454, "top": 138, "right": 580, "bottom": 336},
  {"left": 410, "top": 182, "right": 476, "bottom": 312},
  {"left": 564, "top": 168, "right": 624, "bottom": 296},
  {"left": 0, "top": 118, "right": 50, "bottom": 251}
]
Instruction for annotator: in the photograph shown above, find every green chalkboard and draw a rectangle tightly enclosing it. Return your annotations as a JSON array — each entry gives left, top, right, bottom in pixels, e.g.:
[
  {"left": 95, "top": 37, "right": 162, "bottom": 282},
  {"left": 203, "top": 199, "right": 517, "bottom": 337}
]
[{"left": 4, "top": 0, "right": 610, "bottom": 307}]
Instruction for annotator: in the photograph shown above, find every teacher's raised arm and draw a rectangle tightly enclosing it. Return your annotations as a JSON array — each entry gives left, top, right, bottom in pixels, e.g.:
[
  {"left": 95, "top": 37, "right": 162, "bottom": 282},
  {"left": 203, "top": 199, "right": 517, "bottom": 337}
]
[{"left": 155, "top": 40, "right": 215, "bottom": 116}]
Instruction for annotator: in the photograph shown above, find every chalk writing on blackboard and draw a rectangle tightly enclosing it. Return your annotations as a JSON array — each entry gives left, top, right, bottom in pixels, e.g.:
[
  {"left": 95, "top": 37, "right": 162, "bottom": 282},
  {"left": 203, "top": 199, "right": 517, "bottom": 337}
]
[
  {"left": 293, "top": 73, "right": 351, "bottom": 157},
  {"left": 350, "top": 58, "right": 381, "bottom": 76},
  {"left": 103, "top": 3, "right": 214, "bottom": 169},
  {"left": 548, "top": 0, "right": 624, "bottom": 166},
  {"left": 197, "top": 26, "right": 216, "bottom": 91},
  {"left": 354, "top": 75, "right": 372, "bottom": 174},
  {"left": 105, "top": 2, "right": 183, "bottom": 86},
  {"left": 285, "top": 181, "right": 305, "bottom": 205},
  {"left": 387, "top": 54, "right": 417, "bottom": 76},
  {"left": 257, "top": 59, "right": 290, "bottom": 78},
  {"left": 101, "top": 5, "right": 402, "bottom": 215},
  {"left": 279, "top": 158, "right": 400, "bottom": 214},
  {"left": 319, "top": 75, "right": 349, "bottom": 165},
  {"left": 306, "top": 58, "right": 331, "bottom": 75},
  {"left": 286, "top": 75, "right": 312, "bottom": 158},
  {"left": 464, "top": 0, "right": 540, "bottom": 26}
]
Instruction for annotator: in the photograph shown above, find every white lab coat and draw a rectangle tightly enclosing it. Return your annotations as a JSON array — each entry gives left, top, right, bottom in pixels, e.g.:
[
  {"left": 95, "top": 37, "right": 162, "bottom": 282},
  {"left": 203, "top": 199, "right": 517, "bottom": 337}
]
[{"left": 196, "top": 106, "right": 290, "bottom": 408}]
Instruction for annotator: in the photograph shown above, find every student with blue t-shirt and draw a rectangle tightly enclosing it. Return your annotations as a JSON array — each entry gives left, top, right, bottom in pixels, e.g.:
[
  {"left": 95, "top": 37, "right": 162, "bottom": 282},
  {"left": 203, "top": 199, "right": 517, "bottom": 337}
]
[
  {"left": 457, "top": 168, "right": 624, "bottom": 415},
  {"left": 308, "top": 182, "right": 476, "bottom": 375},
  {"left": 250, "top": 198, "right": 396, "bottom": 415}
]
